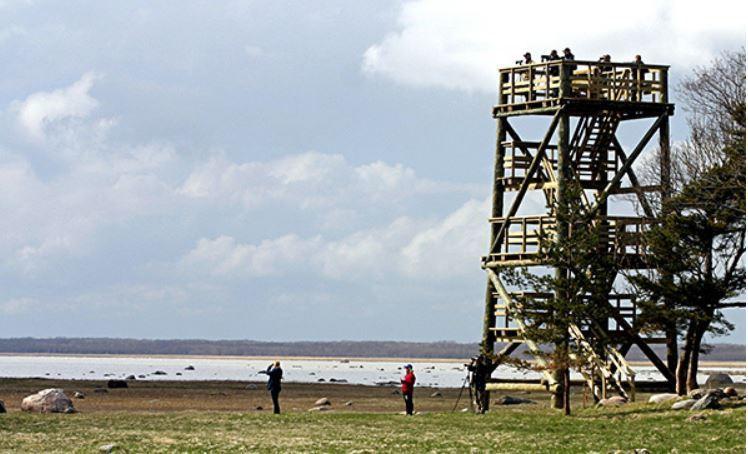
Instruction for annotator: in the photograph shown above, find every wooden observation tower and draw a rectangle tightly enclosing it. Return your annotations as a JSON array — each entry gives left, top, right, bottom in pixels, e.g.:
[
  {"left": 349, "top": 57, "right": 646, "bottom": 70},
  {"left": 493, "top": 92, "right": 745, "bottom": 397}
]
[{"left": 480, "top": 58, "right": 676, "bottom": 403}]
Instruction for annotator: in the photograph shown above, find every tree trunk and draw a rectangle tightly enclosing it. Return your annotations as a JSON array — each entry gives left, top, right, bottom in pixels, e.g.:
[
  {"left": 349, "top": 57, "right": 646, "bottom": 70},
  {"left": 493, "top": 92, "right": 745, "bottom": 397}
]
[
  {"left": 687, "top": 318, "right": 710, "bottom": 392},
  {"left": 563, "top": 366, "right": 571, "bottom": 416},
  {"left": 676, "top": 321, "right": 696, "bottom": 395}
]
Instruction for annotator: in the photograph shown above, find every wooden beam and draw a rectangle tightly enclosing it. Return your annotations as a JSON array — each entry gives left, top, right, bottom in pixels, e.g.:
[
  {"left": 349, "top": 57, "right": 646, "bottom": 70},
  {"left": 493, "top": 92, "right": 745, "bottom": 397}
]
[
  {"left": 611, "top": 137, "right": 655, "bottom": 217},
  {"left": 489, "top": 108, "right": 564, "bottom": 254},
  {"left": 588, "top": 112, "right": 666, "bottom": 217}
]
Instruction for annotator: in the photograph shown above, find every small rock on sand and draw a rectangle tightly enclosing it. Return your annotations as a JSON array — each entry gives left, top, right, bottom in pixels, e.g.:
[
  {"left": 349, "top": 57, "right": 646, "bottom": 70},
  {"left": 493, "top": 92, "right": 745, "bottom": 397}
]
[
  {"left": 430, "top": 392, "right": 442, "bottom": 398},
  {"left": 648, "top": 393, "right": 679, "bottom": 404},
  {"left": 152, "top": 370, "right": 167, "bottom": 376},
  {"left": 125, "top": 375, "right": 136, "bottom": 380},
  {"left": 138, "top": 375, "right": 146, "bottom": 379},
  {"left": 185, "top": 365, "right": 195, "bottom": 371},
  {"left": 671, "top": 399, "right": 696, "bottom": 410},
  {"left": 495, "top": 395, "right": 535, "bottom": 405},
  {"left": 308, "top": 406, "right": 332, "bottom": 412},
  {"left": 255, "top": 406, "right": 263, "bottom": 410},
  {"left": 99, "top": 444, "right": 118, "bottom": 453},
  {"left": 344, "top": 401, "right": 353, "bottom": 406},
  {"left": 314, "top": 397, "right": 331, "bottom": 406},
  {"left": 598, "top": 396, "right": 627, "bottom": 407},
  {"left": 73, "top": 391, "right": 86, "bottom": 399}
]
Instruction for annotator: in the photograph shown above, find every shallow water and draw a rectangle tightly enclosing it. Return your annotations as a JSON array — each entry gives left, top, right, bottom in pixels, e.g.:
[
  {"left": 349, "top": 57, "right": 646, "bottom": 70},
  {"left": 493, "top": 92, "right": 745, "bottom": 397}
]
[{"left": 0, "top": 355, "right": 743, "bottom": 388}]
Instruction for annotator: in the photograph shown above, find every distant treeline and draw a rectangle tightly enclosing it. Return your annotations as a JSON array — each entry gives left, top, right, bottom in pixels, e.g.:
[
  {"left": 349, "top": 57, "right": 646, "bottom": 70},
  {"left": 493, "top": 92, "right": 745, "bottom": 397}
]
[
  {"left": 0, "top": 337, "right": 745, "bottom": 361},
  {"left": 0, "top": 338, "right": 743, "bottom": 361}
]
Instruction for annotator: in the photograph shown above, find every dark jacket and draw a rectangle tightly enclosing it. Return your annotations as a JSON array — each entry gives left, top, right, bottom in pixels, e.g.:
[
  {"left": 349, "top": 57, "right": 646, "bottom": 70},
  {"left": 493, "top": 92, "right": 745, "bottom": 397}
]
[{"left": 263, "top": 365, "right": 283, "bottom": 391}]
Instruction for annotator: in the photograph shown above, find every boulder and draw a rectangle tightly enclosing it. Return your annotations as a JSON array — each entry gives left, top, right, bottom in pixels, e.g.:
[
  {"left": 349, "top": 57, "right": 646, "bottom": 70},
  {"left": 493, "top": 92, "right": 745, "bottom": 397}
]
[
  {"left": 107, "top": 379, "right": 128, "bottom": 389},
  {"left": 0, "top": 400, "right": 6, "bottom": 413},
  {"left": 176, "top": 373, "right": 182, "bottom": 376},
  {"left": 73, "top": 391, "right": 86, "bottom": 399},
  {"left": 125, "top": 375, "right": 136, "bottom": 380},
  {"left": 671, "top": 399, "right": 697, "bottom": 410},
  {"left": 21, "top": 389, "right": 75, "bottom": 413},
  {"left": 690, "top": 393, "right": 721, "bottom": 411},
  {"left": 705, "top": 373, "right": 733, "bottom": 388},
  {"left": 598, "top": 396, "right": 628, "bottom": 407},
  {"left": 648, "top": 393, "right": 679, "bottom": 404},
  {"left": 314, "top": 397, "right": 331, "bottom": 406},
  {"left": 308, "top": 406, "right": 332, "bottom": 412},
  {"left": 317, "top": 378, "right": 325, "bottom": 382},
  {"left": 430, "top": 391, "right": 443, "bottom": 398},
  {"left": 495, "top": 395, "right": 536, "bottom": 405},
  {"left": 724, "top": 387, "right": 738, "bottom": 397},
  {"left": 152, "top": 370, "right": 167, "bottom": 376},
  {"left": 185, "top": 365, "right": 195, "bottom": 371},
  {"left": 688, "top": 389, "right": 704, "bottom": 399}
]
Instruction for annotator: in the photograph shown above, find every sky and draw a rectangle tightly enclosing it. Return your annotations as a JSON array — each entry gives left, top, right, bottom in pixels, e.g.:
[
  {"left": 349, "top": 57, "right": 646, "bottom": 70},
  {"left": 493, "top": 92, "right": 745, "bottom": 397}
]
[{"left": 0, "top": 0, "right": 745, "bottom": 342}]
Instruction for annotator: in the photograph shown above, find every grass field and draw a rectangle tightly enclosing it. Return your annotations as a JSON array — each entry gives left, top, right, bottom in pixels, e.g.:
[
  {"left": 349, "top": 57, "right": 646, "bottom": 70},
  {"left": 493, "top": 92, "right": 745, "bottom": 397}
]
[
  {"left": 0, "top": 379, "right": 745, "bottom": 452},
  {"left": 1, "top": 405, "right": 745, "bottom": 453}
]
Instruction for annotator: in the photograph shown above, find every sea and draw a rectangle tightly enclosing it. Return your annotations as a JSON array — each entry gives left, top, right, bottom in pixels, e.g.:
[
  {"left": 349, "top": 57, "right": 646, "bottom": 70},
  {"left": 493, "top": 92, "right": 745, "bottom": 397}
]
[{"left": 0, "top": 355, "right": 744, "bottom": 388}]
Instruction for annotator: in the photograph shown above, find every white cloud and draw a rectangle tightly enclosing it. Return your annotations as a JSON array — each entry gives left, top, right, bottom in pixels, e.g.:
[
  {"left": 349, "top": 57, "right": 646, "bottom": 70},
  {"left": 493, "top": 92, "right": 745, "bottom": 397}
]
[
  {"left": 179, "top": 150, "right": 480, "bottom": 210},
  {"left": 0, "top": 297, "right": 36, "bottom": 315},
  {"left": 180, "top": 197, "right": 489, "bottom": 281},
  {"left": 363, "top": 0, "right": 746, "bottom": 92},
  {"left": 12, "top": 72, "right": 101, "bottom": 141}
]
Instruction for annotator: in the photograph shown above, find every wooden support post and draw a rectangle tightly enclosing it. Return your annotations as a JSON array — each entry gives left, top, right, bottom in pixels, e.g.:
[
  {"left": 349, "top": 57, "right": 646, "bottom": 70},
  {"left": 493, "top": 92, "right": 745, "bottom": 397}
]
[
  {"left": 482, "top": 117, "right": 508, "bottom": 356},
  {"left": 552, "top": 69, "right": 571, "bottom": 409}
]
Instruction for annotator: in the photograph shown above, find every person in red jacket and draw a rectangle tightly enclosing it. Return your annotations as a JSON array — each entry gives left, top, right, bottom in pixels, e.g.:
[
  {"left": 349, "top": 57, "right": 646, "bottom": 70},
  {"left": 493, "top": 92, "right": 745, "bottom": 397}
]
[{"left": 400, "top": 364, "right": 416, "bottom": 415}]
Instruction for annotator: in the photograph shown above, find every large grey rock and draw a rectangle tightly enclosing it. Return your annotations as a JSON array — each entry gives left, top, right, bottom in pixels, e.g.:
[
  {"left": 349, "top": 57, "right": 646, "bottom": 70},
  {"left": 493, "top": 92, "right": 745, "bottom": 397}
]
[
  {"left": 670, "top": 399, "right": 696, "bottom": 410},
  {"left": 598, "top": 396, "right": 628, "bottom": 407},
  {"left": 705, "top": 373, "right": 733, "bottom": 388},
  {"left": 690, "top": 393, "right": 721, "bottom": 411},
  {"left": 21, "top": 389, "right": 75, "bottom": 413},
  {"left": 648, "top": 393, "right": 679, "bottom": 404},
  {"left": 495, "top": 395, "right": 536, "bottom": 405},
  {"left": 314, "top": 397, "right": 331, "bottom": 406},
  {"left": 107, "top": 379, "right": 128, "bottom": 389},
  {"left": 671, "top": 399, "right": 697, "bottom": 410}
]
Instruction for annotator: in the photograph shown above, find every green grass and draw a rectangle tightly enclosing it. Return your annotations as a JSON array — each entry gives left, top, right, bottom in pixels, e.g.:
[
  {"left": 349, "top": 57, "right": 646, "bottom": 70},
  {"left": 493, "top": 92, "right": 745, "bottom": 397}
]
[{"left": 0, "top": 403, "right": 744, "bottom": 453}]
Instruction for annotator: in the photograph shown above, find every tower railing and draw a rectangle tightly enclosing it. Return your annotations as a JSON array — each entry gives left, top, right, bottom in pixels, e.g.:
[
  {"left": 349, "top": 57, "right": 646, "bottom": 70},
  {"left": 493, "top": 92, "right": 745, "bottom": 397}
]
[{"left": 498, "top": 60, "right": 669, "bottom": 109}]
